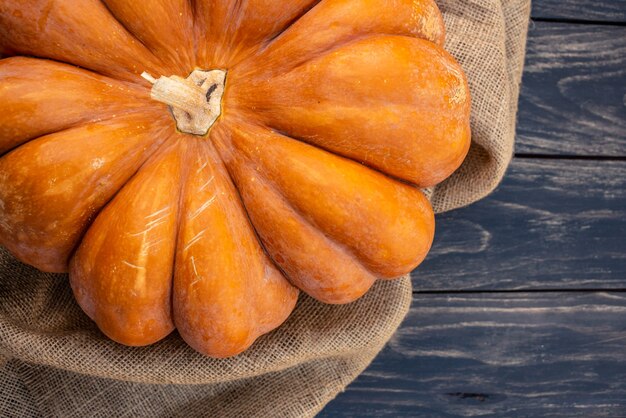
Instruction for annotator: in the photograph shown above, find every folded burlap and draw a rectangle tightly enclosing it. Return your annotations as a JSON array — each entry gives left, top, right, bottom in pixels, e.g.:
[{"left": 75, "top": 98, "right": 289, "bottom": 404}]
[{"left": 0, "top": 1, "right": 531, "bottom": 416}]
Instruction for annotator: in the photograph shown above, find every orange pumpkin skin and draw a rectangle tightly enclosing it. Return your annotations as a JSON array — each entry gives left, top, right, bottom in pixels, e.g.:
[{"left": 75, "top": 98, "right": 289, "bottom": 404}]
[{"left": 0, "top": 0, "right": 470, "bottom": 357}]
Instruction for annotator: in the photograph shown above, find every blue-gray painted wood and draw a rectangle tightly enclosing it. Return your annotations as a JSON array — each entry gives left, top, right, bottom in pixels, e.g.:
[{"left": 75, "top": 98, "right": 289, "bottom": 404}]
[
  {"left": 322, "top": 292, "right": 626, "bottom": 417},
  {"left": 413, "top": 158, "right": 626, "bottom": 291},
  {"left": 532, "top": 1, "right": 626, "bottom": 22},
  {"left": 517, "top": 22, "right": 626, "bottom": 156}
]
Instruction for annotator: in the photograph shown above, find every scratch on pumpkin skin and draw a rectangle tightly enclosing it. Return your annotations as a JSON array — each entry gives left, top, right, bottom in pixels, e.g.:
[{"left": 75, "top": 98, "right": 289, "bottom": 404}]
[
  {"left": 189, "top": 256, "right": 201, "bottom": 287},
  {"left": 199, "top": 175, "right": 215, "bottom": 191},
  {"left": 145, "top": 213, "right": 170, "bottom": 228},
  {"left": 129, "top": 215, "right": 169, "bottom": 237},
  {"left": 122, "top": 260, "right": 146, "bottom": 271},
  {"left": 196, "top": 161, "right": 209, "bottom": 174},
  {"left": 123, "top": 258, "right": 148, "bottom": 293},
  {"left": 183, "top": 229, "right": 207, "bottom": 252},
  {"left": 189, "top": 195, "right": 217, "bottom": 220},
  {"left": 145, "top": 205, "right": 171, "bottom": 220},
  {"left": 143, "top": 238, "right": 166, "bottom": 252}
]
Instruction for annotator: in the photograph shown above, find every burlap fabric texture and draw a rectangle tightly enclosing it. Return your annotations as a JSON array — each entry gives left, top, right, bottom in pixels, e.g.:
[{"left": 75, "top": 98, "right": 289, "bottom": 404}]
[{"left": 0, "top": 1, "right": 531, "bottom": 416}]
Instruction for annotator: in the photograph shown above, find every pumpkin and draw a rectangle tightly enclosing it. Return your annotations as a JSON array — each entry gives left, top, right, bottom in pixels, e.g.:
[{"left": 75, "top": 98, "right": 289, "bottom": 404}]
[{"left": 0, "top": 0, "right": 470, "bottom": 357}]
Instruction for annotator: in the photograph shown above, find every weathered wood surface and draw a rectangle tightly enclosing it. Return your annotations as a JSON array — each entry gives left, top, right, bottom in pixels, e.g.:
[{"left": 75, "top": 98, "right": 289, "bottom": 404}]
[
  {"left": 516, "top": 22, "right": 626, "bottom": 156},
  {"left": 322, "top": 292, "right": 626, "bottom": 417},
  {"left": 413, "top": 158, "right": 626, "bottom": 291},
  {"left": 532, "top": 1, "right": 626, "bottom": 22}
]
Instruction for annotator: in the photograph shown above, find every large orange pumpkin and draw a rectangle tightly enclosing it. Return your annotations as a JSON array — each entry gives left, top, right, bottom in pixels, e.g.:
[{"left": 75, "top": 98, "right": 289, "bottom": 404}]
[{"left": 0, "top": 0, "right": 470, "bottom": 357}]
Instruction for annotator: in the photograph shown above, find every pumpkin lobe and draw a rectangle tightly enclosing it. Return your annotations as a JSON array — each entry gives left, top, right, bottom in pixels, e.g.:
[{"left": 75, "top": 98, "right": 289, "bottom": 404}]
[{"left": 141, "top": 69, "right": 226, "bottom": 136}]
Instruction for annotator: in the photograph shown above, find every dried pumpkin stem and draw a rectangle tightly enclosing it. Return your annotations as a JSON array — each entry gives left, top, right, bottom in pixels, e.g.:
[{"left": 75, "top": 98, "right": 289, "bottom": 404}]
[{"left": 141, "top": 69, "right": 227, "bottom": 136}]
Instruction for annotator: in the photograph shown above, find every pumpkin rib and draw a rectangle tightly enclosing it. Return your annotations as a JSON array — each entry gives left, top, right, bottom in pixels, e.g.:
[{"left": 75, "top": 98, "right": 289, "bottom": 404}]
[
  {"left": 0, "top": 53, "right": 151, "bottom": 91},
  {"left": 235, "top": 31, "right": 454, "bottom": 87},
  {"left": 189, "top": 123, "right": 310, "bottom": 309},
  {"left": 54, "top": 122, "right": 178, "bottom": 272},
  {"left": 172, "top": 136, "right": 298, "bottom": 357},
  {"left": 0, "top": 0, "right": 169, "bottom": 83},
  {"left": 0, "top": 56, "right": 152, "bottom": 93},
  {"left": 165, "top": 134, "right": 194, "bottom": 328},
  {"left": 66, "top": 128, "right": 186, "bottom": 263},
  {"left": 228, "top": 0, "right": 325, "bottom": 68},
  {"left": 212, "top": 125, "right": 376, "bottom": 304},
  {"left": 210, "top": 151, "right": 303, "bottom": 336},
  {"left": 168, "top": 135, "right": 193, "bottom": 272},
  {"left": 64, "top": 124, "right": 179, "bottom": 265},
  {"left": 0, "top": 114, "right": 174, "bottom": 272},
  {"left": 0, "top": 54, "right": 145, "bottom": 93},
  {"left": 197, "top": 123, "right": 286, "bottom": 272},
  {"left": 99, "top": 0, "right": 195, "bottom": 75},
  {"left": 69, "top": 136, "right": 187, "bottom": 346},
  {"left": 262, "top": 0, "right": 324, "bottom": 45},
  {"left": 233, "top": 168, "right": 376, "bottom": 304},
  {"left": 0, "top": 109, "right": 166, "bottom": 159},
  {"left": 193, "top": 0, "right": 243, "bottom": 68},
  {"left": 219, "top": 134, "right": 375, "bottom": 274},
  {"left": 250, "top": 174, "right": 378, "bottom": 301},
  {"left": 256, "top": 102, "right": 470, "bottom": 187},
  {"left": 227, "top": 34, "right": 471, "bottom": 187},
  {"left": 220, "top": 118, "right": 435, "bottom": 194},
  {"left": 213, "top": 121, "right": 434, "bottom": 279},
  {"left": 98, "top": 1, "right": 162, "bottom": 61},
  {"left": 0, "top": 56, "right": 158, "bottom": 156},
  {"left": 232, "top": 0, "right": 445, "bottom": 78},
  {"left": 193, "top": 0, "right": 323, "bottom": 68}
]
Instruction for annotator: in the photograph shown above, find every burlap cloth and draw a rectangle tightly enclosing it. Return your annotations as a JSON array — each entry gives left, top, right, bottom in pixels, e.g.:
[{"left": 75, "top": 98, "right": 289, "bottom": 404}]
[{"left": 0, "top": 1, "right": 531, "bottom": 416}]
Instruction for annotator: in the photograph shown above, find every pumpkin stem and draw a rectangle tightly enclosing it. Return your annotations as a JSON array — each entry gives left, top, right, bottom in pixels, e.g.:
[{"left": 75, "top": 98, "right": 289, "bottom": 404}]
[{"left": 141, "top": 69, "right": 227, "bottom": 136}]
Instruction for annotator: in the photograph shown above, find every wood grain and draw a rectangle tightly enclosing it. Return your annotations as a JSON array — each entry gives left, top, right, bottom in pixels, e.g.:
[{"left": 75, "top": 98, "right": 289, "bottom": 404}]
[
  {"left": 517, "top": 22, "right": 626, "bottom": 156},
  {"left": 532, "top": 1, "right": 626, "bottom": 22},
  {"left": 413, "top": 158, "right": 626, "bottom": 291},
  {"left": 322, "top": 292, "right": 626, "bottom": 417}
]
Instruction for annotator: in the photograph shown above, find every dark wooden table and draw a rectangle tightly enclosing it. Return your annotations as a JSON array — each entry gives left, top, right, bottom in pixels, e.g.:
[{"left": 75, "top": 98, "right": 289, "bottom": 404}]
[{"left": 322, "top": 1, "right": 626, "bottom": 416}]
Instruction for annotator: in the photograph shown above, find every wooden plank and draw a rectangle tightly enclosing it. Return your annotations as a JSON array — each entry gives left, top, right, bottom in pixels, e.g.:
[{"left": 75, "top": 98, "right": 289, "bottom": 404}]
[
  {"left": 412, "top": 158, "right": 626, "bottom": 291},
  {"left": 321, "top": 292, "right": 626, "bottom": 417},
  {"left": 516, "top": 22, "right": 626, "bottom": 156},
  {"left": 532, "top": 1, "right": 626, "bottom": 22}
]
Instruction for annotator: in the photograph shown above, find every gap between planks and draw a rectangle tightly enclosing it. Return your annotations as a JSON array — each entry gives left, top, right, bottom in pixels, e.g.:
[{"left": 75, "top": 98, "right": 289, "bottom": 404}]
[
  {"left": 515, "top": 154, "right": 626, "bottom": 161},
  {"left": 413, "top": 288, "right": 626, "bottom": 295},
  {"left": 531, "top": 17, "right": 626, "bottom": 27}
]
